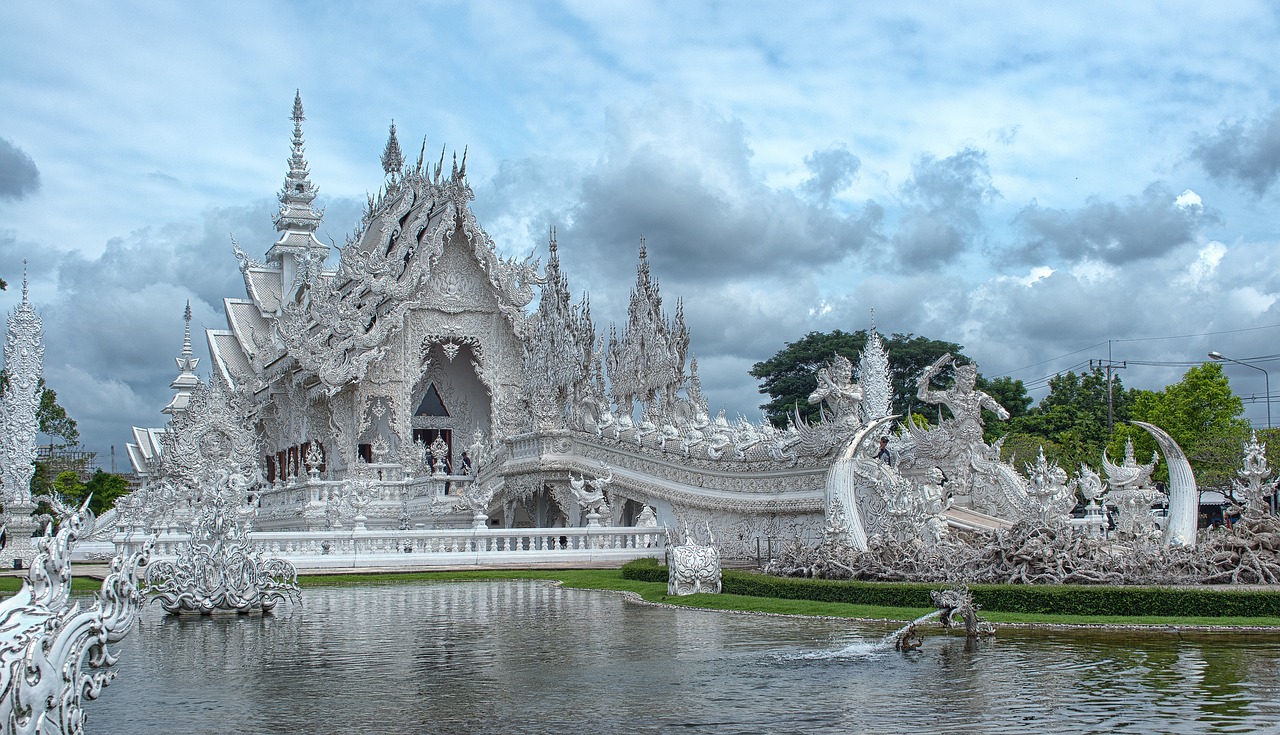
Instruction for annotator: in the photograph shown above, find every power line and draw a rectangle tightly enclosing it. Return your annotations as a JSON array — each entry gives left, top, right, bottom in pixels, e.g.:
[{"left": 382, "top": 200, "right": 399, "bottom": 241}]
[
  {"left": 1112, "top": 323, "right": 1280, "bottom": 343},
  {"left": 996, "top": 343, "right": 1107, "bottom": 378}
]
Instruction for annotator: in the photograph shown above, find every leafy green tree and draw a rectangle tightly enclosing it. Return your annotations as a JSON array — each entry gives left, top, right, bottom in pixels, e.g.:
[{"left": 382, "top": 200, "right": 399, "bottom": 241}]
[
  {"left": 976, "top": 375, "right": 1031, "bottom": 442},
  {"left": 1000, "top": 368, "right": 1135, "bottom": 476},
  {"left": 1109, "top": 362, "right": 1250, "bottom": 488},
  {"left": 50, "top": 469, "right": 129, "bottom": 515},
  {"left": 750, "top": 330, "right": 864, "bottom": 426},
  {"left": 53, "top": 470, "right": 83, "bottom": 498},
  {"left": 750, "top": 330, "right": 981, "bottom": 426},
  {"left": 0, "top": 373, "right": 79, "bottom": 447},
  {"left": 36, "top": 379, "right": 79, "bottom": 447}
]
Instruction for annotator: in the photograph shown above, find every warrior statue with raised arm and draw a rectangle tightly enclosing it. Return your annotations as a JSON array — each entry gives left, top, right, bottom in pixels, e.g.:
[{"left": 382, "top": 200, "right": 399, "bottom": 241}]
[{"left": 917, "top": 353, "right": 1008, "bottom": 451}]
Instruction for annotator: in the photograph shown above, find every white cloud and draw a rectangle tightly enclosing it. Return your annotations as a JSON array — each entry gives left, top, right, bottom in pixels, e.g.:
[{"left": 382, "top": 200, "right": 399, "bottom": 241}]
[
  {"left": 5, "top": 1, "right": 1280, "bottom": 450},
  {"left": 1176, "top": 189, "right": 1203, "bottom": 208}
]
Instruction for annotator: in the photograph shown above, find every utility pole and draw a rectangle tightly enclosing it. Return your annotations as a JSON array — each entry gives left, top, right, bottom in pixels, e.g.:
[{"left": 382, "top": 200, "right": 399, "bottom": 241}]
[{"left": 1090, "top": 340, "right": 1127, "bottom": 433}]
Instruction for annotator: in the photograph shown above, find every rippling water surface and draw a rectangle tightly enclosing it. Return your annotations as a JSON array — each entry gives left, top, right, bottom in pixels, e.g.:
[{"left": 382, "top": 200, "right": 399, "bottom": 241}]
[{"left": 90, "top": 581, "right": 1280, "bottom": 734}]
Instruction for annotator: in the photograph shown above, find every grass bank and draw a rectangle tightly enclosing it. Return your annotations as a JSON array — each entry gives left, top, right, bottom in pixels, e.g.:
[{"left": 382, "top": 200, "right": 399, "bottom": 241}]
[
  {"left": 7, "top": 567, "right": 1278, "bottom": 628},
  {"left": 298, "top": 568, "right": 1280, "bottom": 628}
]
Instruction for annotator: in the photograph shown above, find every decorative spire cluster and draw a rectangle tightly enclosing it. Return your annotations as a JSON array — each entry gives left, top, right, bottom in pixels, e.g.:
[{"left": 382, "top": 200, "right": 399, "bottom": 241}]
[
  {"left": 858, "top": 318, "right": 893, "bottom": 430},
  {"left": 381, "top": 120, "right": 404, "bottom": 177},
  {"left": 522, "top": 228, "right": 597, "bottom": 428},
  {"left": 163, "top": 301, "right": 202, "bottom": 417},
  {"left": 272, "top": 90, "right": 323, "bottom": 235},
  {"left": 606, "top": 240, "right": 690, "bottom": 419}
]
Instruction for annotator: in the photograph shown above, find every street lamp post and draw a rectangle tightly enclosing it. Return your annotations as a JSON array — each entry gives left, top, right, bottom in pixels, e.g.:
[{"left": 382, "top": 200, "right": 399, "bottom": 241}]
[{"left": 1208, "top": 351, "right": 1271, "bottom": 430}]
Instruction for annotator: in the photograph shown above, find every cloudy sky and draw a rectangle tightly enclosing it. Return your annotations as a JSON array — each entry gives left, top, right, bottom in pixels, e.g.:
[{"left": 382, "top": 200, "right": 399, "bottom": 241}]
[{"left": 4, "top": 2, "right": 1280, "bottom": 466}]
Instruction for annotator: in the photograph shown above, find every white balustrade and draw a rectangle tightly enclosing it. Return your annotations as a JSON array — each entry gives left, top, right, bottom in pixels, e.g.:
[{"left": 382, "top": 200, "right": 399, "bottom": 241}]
[{"left": 115, "top": 525, "right": 666, "bottom": 570}]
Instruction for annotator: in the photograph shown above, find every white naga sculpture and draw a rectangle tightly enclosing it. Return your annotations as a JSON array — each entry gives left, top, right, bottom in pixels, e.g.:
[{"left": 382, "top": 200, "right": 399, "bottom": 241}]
[
  {"left": 0, "top": 268, "right": 44, "bottom": 569},
  {"left": 1234, "top": 431, "right": 1274, "bottom": 518},
  {"left": 666, "top": 522, "right": 722, "bottom": 595},
  {"left": 0, "top": 496, "right": 150, "bottom": 735}
]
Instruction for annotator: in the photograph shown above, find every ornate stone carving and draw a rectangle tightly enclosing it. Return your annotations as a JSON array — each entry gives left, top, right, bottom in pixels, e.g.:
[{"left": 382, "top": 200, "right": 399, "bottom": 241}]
[
  {"left": 666, "top": 522, "right": 721, "bottom": 595},
  {"left": 605, "top": 240, "right": 689, "bottom": 421},
  {"left": 0, "top": 496, "right": 150, "bottom": 734},
  {"left": 858, "top": 322, "right": 893, "bottom": 429},
  {"left": 568, "top": 466, "right": 613, "bottom": 525},
  {"left": 809, "top": 354, "right": 862, "bottom": 429},
  {"left": 1102, "top": 438, "right": 1164, "bottom": 542},
  {"left": 130, "top": 377, "right": 301, "bottom": 614},
  {"left": 1234, "top": 431, "right": 1274, "bottom": 518},
  {"left": 0, "top": 268, "right": 41, "bottom": 509}
]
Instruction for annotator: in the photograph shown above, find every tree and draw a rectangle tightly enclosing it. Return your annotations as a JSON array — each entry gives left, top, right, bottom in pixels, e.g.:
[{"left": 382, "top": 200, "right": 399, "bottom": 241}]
[
  {"left": 1001, "top": 367, "right": 1136, "bottom": 474},
  {"left": 1109, "top": 362, "right": 1250, "bottom": 489},
  {"left": 750, "top": 330, "right": 983, "bottom": 426},
  {"left": 36, "top": 378, "right": 79, "bottom": 447},
  {"left": 50, "top": 469, "right": 129, "bottom": 516},
  {"left": 0, "top": 373, "right": 79, "bottom": 446}
]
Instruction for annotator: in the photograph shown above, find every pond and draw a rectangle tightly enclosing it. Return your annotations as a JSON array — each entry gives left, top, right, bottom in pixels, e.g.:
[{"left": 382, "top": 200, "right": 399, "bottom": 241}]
[{"left": 90, "top": 581, "right": 1280, "bottom": 734}]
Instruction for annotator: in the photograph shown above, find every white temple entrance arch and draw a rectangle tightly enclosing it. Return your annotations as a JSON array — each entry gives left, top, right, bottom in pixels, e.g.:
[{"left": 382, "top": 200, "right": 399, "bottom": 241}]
[{"left": 411, "top": 342, "right": 491, "bottom": 471}]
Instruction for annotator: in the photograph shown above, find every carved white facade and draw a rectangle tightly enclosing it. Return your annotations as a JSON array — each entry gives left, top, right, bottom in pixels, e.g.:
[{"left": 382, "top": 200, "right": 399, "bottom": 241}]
[
  {"left": 123, "top": 96, "right": 1200, "bottom": 564},
  {"left": 0, "top": 497, "right": 149, "bottom": 734},
  {"left": 123, "top": 95, "right": 852, "bottom": 557}
]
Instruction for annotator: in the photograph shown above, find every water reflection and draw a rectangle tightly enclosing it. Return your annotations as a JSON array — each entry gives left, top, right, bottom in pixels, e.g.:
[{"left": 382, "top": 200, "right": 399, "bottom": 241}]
[{"left": 90, "top": 581, "right": 1280, "bottom": 735}]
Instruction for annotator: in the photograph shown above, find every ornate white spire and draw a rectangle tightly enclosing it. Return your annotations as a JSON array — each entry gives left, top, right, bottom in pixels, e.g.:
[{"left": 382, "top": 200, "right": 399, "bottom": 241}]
[
  {"left": 273, "top": 90, "right": 323, "bottom": 236},
  {"left": 0, "top": 259, "right": 43, "bottom": 505},
  {"left": 381, "top": 120, "right": 404, "bottom": 177},
  {"left": 163, "top": 301, "right": 202, "bottom": 417},
  {"left": 522, "top": 227, "right": 596, "bottom": 429},
  {"left": 606, "top": 240, "right": 690, "bottom": 419},
  {"left": 859, "top": 316, "right": 892, "bottom": 430}
]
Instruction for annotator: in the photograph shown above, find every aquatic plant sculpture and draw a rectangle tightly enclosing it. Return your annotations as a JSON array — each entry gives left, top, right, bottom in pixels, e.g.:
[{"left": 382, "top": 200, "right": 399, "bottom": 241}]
[
  {"left": 139, "top": 377, "right": 301, "bottom": 614},
  {"left": 0, "top": 495, "right": 150, "bottom": 734}
]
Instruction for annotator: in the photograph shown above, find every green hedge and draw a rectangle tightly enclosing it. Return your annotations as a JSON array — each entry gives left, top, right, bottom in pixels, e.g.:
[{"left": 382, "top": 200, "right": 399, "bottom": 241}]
[{"left": 618, "top": 559, "right": 1280, "bottom": 618}]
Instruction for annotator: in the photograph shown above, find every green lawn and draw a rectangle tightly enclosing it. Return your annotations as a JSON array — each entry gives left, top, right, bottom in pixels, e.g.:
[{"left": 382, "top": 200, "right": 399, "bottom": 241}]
[
  {"left": 297, "top": 569, "right": 1280, "bottom": 627},
  {"left": 7, "top": 568, "right": 1279, "bottom": 627}
]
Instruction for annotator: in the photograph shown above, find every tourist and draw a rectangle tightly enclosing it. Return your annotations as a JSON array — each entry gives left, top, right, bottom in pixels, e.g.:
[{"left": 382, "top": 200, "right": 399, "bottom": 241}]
[
  {"left": 875, "top": 436, "right": 893, "bottom": 465},
  {"left": 460, "top": 451, "right": 472, "bottom": 475}
]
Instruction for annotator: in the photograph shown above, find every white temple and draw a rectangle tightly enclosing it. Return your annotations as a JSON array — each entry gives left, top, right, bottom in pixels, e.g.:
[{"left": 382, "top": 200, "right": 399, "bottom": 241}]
[
  {"left": 120, "top": 94, "right": 1201, "bottom": 563},
  {"left": 123, "top": 94, "right": 860, "bottom": 558}
]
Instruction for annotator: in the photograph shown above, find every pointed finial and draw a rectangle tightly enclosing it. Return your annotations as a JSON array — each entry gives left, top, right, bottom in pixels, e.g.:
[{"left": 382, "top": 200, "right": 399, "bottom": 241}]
[
  {"left": 869, "top": 306, "right": 876, "bottom": 333},
  {"left": 459, "top": 146, "right": 467, "bottom": 178},
  {"left": 416, "top": 136, "right": 427, "bottom": 173},
  {"left": 638, "top": 236, "right": 647, "bottom": 260},
  {"left": 381, "top": 120, "right": 404, "bottom": 176},
  {"left": 181, "top": 300, "right": 193, "bottom": 357},
  {"left": 21, "top": 259, "right": 29, "bottom": 303},
  {"left": 292, "top": 90, "right": 305, "bottom": 123},
  {"left": 548, "top": 225, "right": 558, "bottom": 255}
]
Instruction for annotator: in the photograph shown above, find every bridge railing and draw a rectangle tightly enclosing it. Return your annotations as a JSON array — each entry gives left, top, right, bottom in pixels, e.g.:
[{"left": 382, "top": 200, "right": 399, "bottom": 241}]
[{"left": 123, "top": 525, "right": 667, "bottom": 569}]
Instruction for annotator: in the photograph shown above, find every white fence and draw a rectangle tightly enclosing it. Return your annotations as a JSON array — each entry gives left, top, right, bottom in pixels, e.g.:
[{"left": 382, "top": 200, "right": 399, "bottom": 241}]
[{"left": 113, "top": 525, "right": 666, "bottom": 570}]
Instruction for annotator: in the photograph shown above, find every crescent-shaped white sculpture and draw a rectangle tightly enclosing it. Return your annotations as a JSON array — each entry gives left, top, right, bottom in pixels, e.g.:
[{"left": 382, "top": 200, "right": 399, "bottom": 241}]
[
  {"left": 1130, "top": 420, "right": 1198, "bottom": 547},
  {"left": 826, "top": 415, "right": 899, "bottom": 551}
]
